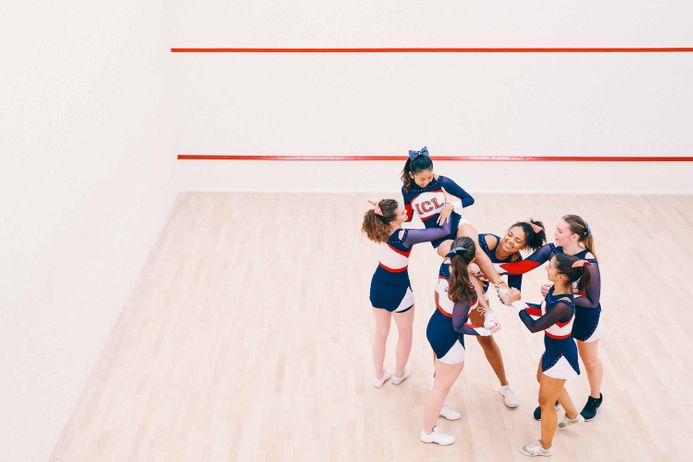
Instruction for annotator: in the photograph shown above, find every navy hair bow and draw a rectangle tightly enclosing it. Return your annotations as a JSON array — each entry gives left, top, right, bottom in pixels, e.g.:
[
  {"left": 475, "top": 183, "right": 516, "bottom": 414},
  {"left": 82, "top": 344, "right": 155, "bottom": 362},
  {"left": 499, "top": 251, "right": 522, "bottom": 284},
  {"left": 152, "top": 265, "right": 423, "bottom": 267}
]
[
  {"left": 445, "top": 246, "right": 467, "bottom": 258},
  {"left": 408, "top": 146, "right": 429, "bottom": 160}
]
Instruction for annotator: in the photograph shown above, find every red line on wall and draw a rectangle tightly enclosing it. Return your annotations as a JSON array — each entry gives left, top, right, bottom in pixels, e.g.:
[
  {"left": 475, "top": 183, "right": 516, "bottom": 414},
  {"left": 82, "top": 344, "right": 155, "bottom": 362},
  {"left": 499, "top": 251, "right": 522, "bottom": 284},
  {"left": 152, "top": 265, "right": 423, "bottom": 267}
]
[
  {"left": 177, "top": 154, "right": 693, "bottom": 162},
  {"left": 171, "top": 47, "right": 693, "bottom": 53}
]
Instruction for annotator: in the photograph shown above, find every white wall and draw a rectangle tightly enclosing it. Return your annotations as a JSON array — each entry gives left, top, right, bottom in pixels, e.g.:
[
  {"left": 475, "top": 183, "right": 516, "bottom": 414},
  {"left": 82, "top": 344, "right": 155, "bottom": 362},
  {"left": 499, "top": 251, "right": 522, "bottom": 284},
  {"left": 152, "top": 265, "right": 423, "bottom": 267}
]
[
  {"left": 0, "top": 2, "right": 175, "bottom": 460},
  {"left": 1, "top": 1, "right": 691, "bottom": 460},
  {"left": 177, "top": 159, "right": 693, "bottom": 194},
  {"left": 172, "top": 1, "right": 693, "bottom": 193}
]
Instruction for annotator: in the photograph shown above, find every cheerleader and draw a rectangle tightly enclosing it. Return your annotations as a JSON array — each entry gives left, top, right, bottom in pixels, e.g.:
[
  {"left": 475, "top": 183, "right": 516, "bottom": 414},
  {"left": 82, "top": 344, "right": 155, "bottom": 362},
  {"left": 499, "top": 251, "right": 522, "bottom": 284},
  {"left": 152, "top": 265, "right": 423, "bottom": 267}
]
[
  {"left": 362, "top": 196, "right": 453, "bottom": 388},
  {"left": 497, "top": 215, "right": 603, "bottom": 421},
  {"left": 400, "top": 147, "right": 509, "bottom": 294},
  {"left": 470, "top": 220, "right": 546, "bottom": 408},
  {"left": 420, "top": 237, "right": 500, "bottom": 445},
  {"left": 508, "top": 253, "right": 591, "bottom": 457}
]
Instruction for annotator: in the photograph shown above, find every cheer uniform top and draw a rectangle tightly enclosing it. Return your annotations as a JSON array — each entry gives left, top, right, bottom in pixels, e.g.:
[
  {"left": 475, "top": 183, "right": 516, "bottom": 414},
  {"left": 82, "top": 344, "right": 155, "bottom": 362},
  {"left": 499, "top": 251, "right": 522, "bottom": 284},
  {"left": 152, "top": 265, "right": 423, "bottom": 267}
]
[
  {"left": 497, "top": 243, "right": 602, "bottom": 342},
  {"left": 369, "top": 219, "right": 451, "bottom": 312},
  {"left": 478, "top": 233, "right": 523, "bottom": 293},
  {"left": 514, "top": 287, "right": 580, "bottom": 379},
  {"left": 401, "top": 175, "right": 474, "bottom": 248},
  {"left": 426, "top": 261, "right": 492, "bottom": 364}
]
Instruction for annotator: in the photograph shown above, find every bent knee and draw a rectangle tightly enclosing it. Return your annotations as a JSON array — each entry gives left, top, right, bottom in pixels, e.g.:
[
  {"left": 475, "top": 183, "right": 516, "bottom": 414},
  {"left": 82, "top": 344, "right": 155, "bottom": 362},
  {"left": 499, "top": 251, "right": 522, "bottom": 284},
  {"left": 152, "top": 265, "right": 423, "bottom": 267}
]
[{"left": 538, "top": 396, "right": 556, "bottom": 409}]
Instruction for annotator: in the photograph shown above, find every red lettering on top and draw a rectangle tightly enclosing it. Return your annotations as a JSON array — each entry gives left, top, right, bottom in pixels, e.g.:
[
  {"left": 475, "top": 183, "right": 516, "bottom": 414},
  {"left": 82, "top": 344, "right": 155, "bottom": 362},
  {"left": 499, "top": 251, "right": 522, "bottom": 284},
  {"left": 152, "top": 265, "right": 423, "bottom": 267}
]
[{"left": 430, "top": 196, "right": 444, "bottom": 209}]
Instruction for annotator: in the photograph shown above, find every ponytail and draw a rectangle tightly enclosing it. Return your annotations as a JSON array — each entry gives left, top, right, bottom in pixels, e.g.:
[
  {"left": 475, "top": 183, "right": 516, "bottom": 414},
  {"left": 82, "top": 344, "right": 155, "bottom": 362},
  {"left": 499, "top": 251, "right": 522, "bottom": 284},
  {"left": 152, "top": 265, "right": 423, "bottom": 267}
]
[
  {"left": 361, "top": 199, "right": 399, "bottom": 242},
  {"left": 562, "top": 214, "right": 596, "bottom": 258},
  {"left": 555, "top": 253, "right": 592, "bottom": 292},
  {"left": 446, "top": 237, "right": 477, "bottom": 304}
]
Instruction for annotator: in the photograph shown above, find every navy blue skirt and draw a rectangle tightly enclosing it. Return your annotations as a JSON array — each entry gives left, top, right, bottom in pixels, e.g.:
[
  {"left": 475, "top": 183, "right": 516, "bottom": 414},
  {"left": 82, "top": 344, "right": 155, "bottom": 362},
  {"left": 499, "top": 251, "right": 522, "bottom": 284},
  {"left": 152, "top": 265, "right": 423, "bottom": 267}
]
[{"left": 572, "top": 304, "right": 601, "bottom": 342}]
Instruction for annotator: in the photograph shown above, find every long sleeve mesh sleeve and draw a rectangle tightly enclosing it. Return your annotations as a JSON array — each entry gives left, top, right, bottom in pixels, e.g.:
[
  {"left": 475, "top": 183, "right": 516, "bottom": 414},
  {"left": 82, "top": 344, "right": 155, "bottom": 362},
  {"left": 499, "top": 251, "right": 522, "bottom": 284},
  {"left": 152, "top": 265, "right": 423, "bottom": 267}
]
[
  {"left": 452, "top": 300, "right": 491, "bottom": 336},
  {"left": 401, "top": 219, "right": 452, "bottom": 247},
  {"left": 439, "top": 177, "right": 474, "bottom": 208},
  {"left": 497, "top": 244, "right": 554, "bottom": 275},
  {"left": 517, "top": 301, "right": 573, "bottom": 333}
]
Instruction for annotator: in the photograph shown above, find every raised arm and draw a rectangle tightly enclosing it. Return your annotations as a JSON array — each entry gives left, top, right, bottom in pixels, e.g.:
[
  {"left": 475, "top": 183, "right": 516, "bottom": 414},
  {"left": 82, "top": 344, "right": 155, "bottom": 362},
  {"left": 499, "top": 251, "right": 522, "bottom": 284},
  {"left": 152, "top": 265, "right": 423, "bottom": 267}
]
[
  {"left": 574, "top": 259, "right": 601, "bottom": 308},
  {"left": 401, "top": 219, "right": 452, "bottom": 247},
  {"left": 497, "top": 243, "right": 554, "bottom": 275},
  {"left": 513, "top": 300, "right": 573, "bottom": 333},
  {"left": 439, "top": 176, "right": 474, "bottom": 208},
  {"left": 452, "top": 300, "right": 492, "bottom": 336}
]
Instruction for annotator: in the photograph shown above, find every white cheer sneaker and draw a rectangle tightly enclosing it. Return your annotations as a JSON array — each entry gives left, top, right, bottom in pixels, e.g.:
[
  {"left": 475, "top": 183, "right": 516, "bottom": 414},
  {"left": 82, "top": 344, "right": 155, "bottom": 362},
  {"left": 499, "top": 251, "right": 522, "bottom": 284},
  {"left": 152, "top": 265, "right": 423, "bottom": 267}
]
[
  {"left": 391, "top": 367, "right": 411, "bottom": 385},
  {"left": 439, "top": 402, "right": 462, "bottom": 420},
  {"left": 520, "top": 440, "right": 552, "bottom": 457},
  {"left": 374, "top": 370, "right": 392, "bottom": 388},
  {"left": 419, "top": 426, "right": 455, "bottom": 446},
  {"left": 497, "top": 385, "right": 520, "bottom": 408},
  {"left": 558, "top": 413, "right": 585, "bottom": 430}
]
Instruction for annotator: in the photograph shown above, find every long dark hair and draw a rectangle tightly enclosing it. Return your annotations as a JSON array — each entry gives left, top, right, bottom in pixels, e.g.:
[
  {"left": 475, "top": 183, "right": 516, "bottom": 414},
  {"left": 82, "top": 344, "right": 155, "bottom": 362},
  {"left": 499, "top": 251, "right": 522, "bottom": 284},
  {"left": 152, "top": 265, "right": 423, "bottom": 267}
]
[
  {"left": 361, "top": 199, "right": 399, "bottom": 242},
  {"left": 401, "top": 147, "right": 434, "bottom": 192},
  {"left": 555, "top": 253, "right": 592, "bottom": 292},
  {"left": 447, "top": 236, "right": 477, "bottom": 304},
  {"left": 510, "top": 219, "right": 547, "bottom": 252}
]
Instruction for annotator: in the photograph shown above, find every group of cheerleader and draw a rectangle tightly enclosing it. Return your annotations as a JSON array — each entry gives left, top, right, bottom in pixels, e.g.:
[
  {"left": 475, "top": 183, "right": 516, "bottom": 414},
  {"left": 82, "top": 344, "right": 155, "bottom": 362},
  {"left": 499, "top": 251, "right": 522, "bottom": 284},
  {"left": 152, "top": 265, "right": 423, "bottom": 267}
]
[{"left": 361, "top": 147, "right": 604, "bottom": 457}]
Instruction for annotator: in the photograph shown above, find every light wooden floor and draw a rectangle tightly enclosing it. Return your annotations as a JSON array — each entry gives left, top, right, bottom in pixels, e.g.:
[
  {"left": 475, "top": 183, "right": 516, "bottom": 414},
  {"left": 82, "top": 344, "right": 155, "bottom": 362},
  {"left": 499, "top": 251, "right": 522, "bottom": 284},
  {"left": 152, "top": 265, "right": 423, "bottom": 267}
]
[{"left": 52, "top": 192, "right": 693, "bottom": 461}]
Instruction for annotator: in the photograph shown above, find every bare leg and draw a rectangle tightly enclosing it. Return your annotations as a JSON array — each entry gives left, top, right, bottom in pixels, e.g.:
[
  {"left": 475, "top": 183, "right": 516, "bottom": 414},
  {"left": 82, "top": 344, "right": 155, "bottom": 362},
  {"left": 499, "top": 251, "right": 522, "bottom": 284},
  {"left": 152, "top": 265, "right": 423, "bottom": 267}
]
[
  {"left": 436, "top": 239, "right": 454, "bottom": 258},
  {"left": 423, "top": 360, "right": 464, "bottom": 432},
  {"left": 392, "top": 306, "right": 415, "bottom": 377},
  {"left": 371, "top": 308, "right": 392, "bottom": 378},
  {"left": 476, "top": 336, "right": 509, "bottom": 386},
  {"left": 536, "top": 360, "right": 543, "bottom": 383},
  {"left": 538, "top": 374, "right": 567, "bottom": 449},
  {"left": 457, "top": 223, "right": 505, "bottom": 286},
  {"left": 469, "top": 274, "right": 490, "bottom": 310},
  {"left": 557, "top": 387, "right": 578, "bottom": 419},
  {"left": 577, "top": 340, "right": 604, "bottom": 398}
]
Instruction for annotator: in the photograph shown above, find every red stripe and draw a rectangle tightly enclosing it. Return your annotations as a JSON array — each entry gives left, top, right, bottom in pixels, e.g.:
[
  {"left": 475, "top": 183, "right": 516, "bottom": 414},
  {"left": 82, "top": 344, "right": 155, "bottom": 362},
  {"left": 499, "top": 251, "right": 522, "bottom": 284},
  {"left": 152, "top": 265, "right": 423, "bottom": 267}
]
[
  {"left": 500, "top": 259, "right": 542, "bottom": 275},
  {"left": 171, "top": 47, "right": 693, "bottom": 53},
  {"left": 525, "top": 308, "right": 542, "bottom": 317},
  {"left": 464, "top": 322, "right": 482, "bottom": 329},
  {"left": 545, "top": 332, "right": 572, "bottom": 340},
  {"left": 437, "top": 302, "right": 453, "bottom": 318},
  {"left": 387, "top": 244, "right": 411, "bottom": 257},
  {"left": 555, "top": 318, "right": 573, "bottom": 328},
  {"left": 404, "top": 204, "right": 414, "bottom": 223},
  {"left": 379, "top": 262, "right": 407, "bottom": 273},
  {"left": 178, "top": 154, "right": 693, "bottom": 162}
]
